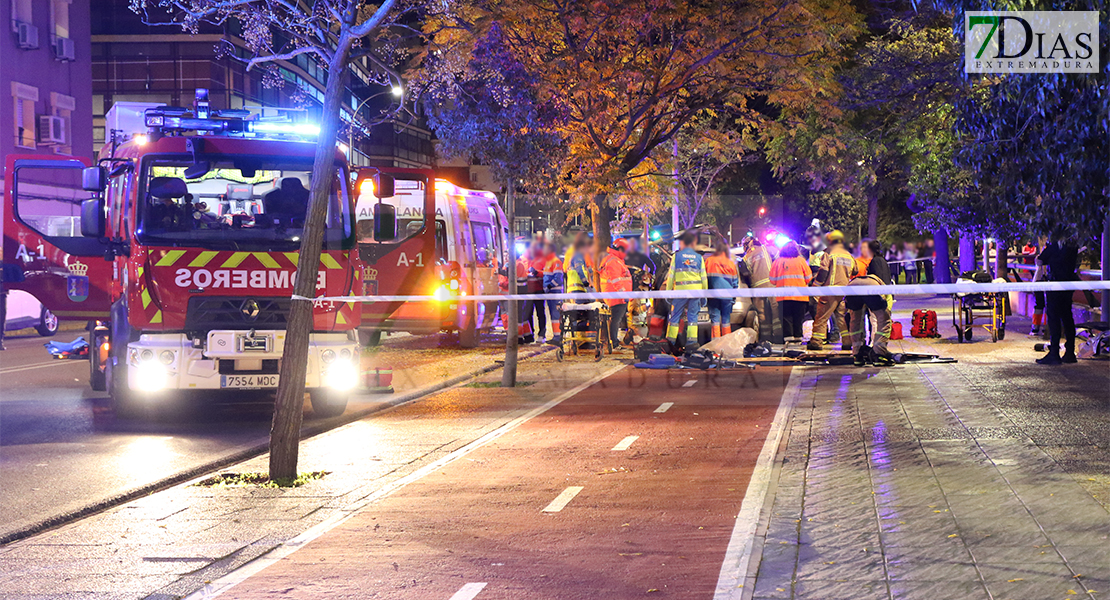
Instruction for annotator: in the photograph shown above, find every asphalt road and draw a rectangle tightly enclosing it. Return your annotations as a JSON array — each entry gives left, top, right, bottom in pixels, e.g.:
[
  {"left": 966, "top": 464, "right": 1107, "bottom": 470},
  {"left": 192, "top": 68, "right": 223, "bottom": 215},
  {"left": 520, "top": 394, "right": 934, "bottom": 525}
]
[
  {"left": 227, "top": 365, "right": 794, "bottom": 600},
  {"left": 0, "top": 330, "right": 507, "bottom": 542}
]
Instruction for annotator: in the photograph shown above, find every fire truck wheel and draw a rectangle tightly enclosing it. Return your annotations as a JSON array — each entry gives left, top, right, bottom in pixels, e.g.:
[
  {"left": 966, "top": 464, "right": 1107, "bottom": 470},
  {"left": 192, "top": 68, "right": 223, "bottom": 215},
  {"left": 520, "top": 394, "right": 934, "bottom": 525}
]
[
  {"left": 89, "top": 329, "right": 108, "bottom": 392},
  {"left": 309, "top": 389, "right": 349, "bottom": 419},
  {"left": 358, "top": 329, "right": 382, "bottom": 347},
  {"left": 107, "top": 352, "right": 140, "bottom": 418}
]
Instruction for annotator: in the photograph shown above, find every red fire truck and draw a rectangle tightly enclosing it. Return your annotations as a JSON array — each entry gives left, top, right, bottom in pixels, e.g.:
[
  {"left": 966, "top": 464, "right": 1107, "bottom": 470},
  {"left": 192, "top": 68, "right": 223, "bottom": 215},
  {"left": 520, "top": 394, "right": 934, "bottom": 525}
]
[
  {"left": 354, "top": 176, "right": 508, "bottom": 347},
  {"left": 2, "top": 98, "right": 363, "bottom": 417}
]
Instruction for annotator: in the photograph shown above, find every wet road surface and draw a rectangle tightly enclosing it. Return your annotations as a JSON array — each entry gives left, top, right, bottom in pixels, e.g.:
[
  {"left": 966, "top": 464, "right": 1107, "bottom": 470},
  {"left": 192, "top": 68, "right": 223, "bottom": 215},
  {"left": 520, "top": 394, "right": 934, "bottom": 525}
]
[{"left": 0, "top": 331, "right": 512, "bottom": 542}]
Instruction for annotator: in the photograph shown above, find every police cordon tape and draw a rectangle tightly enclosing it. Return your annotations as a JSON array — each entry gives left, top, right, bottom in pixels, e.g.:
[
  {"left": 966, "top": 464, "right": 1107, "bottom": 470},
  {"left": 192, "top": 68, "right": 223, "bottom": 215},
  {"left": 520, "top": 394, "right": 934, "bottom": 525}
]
[{"left": 293, "top": 280, "right": 1110, "bottom": 304}]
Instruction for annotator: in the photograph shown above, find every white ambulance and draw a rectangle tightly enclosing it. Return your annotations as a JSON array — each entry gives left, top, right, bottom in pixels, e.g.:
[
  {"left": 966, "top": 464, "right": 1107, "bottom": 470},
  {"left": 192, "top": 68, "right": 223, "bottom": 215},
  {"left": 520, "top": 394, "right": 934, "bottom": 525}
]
[{"left": 355, "top": 178, "right": 509, "bottom": 346}]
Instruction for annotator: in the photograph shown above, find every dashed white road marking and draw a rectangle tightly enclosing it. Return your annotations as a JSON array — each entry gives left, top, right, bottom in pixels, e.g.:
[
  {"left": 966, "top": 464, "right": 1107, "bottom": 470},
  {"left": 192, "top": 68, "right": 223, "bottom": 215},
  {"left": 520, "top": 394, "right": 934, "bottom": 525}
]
[
  {"left": 611, "top": 435, "right": 639, "bottom": 451},
  {"left": 654, "top": 402, "right": 674, "bottom": 413},
  {"left": 181, "top": 364, "right": 625, "bottom": 600},
  {"left": 683, "top": 379, "right": 697, "bottom": 387},
  {"left": 449, "top": 582, "right": 488, "bottom": 600},
  {"left": 542, "top": 486, "right": 584, "bottom": 513}
]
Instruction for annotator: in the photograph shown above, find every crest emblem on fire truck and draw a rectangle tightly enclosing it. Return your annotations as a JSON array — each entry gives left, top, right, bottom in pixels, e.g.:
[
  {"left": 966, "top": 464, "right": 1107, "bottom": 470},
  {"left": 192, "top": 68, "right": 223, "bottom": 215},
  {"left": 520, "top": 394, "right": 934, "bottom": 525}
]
[{"left": 66, "top": 261, "right": 89, "bottom": 302}]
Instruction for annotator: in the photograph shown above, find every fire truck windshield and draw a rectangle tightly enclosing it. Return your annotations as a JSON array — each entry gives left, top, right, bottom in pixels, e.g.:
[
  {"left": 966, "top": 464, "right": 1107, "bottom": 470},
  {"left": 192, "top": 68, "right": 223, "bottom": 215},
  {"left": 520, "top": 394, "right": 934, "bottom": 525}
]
[{"left": 137, "top": 156, "right": 351, "bottom": 249}]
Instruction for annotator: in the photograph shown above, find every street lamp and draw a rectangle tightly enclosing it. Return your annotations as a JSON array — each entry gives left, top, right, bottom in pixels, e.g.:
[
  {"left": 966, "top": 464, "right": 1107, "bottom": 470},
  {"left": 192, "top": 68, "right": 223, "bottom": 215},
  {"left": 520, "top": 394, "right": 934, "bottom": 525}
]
[{"left": 347, "top": 86, "right": 404, "bottom": 162}]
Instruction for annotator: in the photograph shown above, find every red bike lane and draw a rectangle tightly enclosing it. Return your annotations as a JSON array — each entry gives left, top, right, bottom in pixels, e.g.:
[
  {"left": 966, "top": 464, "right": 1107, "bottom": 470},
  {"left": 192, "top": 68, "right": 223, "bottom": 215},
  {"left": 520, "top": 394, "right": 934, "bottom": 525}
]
[{"left": 228, "top": 365, "right": 793, "bottom": 599}]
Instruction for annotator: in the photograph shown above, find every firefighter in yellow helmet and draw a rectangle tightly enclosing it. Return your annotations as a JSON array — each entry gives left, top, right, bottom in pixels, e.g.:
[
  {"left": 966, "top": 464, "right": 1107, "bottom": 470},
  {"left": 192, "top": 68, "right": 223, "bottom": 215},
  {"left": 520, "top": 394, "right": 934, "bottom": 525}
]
[{"left": 807, "top": 230, "right": 857, "bottom": 351}]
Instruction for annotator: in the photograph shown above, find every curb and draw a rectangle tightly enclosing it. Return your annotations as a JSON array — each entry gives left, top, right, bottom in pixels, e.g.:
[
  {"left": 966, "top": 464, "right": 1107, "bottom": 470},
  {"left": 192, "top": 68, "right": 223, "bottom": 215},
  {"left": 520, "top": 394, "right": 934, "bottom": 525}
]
[{"left": 0, "top": 345, "right": 551, "bottom": 546}]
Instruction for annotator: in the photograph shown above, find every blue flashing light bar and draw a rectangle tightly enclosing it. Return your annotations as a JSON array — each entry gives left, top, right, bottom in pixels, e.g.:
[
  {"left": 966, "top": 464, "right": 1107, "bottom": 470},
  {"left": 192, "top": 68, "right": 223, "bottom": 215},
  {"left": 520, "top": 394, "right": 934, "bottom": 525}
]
[{"left": 248, "top": 121, "right": 321, "bottom": 136}]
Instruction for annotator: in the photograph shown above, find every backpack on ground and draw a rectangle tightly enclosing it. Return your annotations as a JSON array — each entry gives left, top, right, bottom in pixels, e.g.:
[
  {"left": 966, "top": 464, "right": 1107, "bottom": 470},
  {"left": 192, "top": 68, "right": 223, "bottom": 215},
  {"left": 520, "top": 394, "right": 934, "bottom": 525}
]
[
  {"left": 635, "top": 338, "right": 673, "bottom": 362},
  {"left": 911, "top": 309, "right": 939, "bottom": 338},
  {"left": 890, "top": 321, "right": 904, "bottom": 340}
]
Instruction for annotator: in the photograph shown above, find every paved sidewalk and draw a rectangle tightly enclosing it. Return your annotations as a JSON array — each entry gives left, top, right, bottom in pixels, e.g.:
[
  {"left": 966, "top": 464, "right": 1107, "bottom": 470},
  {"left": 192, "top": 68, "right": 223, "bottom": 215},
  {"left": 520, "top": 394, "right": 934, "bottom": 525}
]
[{"left": 748, "top": 299, "right": 1110, "bottom": 600}]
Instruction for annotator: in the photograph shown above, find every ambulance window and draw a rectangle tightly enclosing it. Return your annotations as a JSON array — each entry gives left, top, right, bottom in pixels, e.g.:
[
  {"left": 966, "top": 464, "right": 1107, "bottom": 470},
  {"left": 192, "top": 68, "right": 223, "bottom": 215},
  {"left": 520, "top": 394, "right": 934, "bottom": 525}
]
[
  {"left": 472, "top": 223, "right": 495, "bottom": 261},
  {"left": 435, "top": 220, "right": 448, "bottom": 262},
  {"left": 10, "top": 159, "right": 102, "bottom": 256}
]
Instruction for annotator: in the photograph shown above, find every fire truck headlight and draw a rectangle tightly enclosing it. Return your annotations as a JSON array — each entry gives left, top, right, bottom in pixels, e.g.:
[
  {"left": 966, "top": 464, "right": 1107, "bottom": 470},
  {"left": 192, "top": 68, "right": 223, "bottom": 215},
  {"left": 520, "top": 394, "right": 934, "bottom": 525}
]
[
  {"left": 433, "top": 285, "right": 451, "bottom": 302},
  {"left": 159, "top": 350, "right": 175, "bottom": 365},
  {"left": 135, "top": 360, "right": 167, "bottom": 392},
  {"left": 340, "top": 348, "right": 352, "bottom": 361},
  {"left": 320, "top": 349, "right": 336, "bottom": 364},
  {"left": 325, "top": 360, "right": 359, "bottom": 392},
  {"left": 140, "top": 349, "right": 154, "bottom": 362}
]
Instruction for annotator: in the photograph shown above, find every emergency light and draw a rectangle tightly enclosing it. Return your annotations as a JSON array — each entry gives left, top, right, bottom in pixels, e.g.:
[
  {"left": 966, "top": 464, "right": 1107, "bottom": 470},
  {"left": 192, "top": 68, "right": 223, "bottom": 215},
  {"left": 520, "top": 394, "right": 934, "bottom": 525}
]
[
  {"left": 249, "top": 121, "right": 321, "bottom": 136},
  {"left": 141, "top": 91, "right": 320, "bottom": 140}
]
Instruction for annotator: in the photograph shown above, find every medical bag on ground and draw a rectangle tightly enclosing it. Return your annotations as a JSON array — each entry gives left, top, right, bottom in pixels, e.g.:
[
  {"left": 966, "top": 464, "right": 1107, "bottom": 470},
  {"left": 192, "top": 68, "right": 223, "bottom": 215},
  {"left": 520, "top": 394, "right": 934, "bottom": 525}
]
[
  {"left": 911, "top": 309, "right": 939, "bottom": 338},
  {"left": 635, "top": 338, "right": 673, "bottom": 362},
  {"left": 890, "top": 322, "right": 904, "bottom": 340}
]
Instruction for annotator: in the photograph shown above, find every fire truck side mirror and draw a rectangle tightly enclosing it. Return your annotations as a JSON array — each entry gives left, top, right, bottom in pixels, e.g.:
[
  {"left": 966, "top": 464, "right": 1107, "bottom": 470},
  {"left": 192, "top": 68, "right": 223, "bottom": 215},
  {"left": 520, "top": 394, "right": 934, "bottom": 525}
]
[
  {"left": 373, "top": 173, "right": 395, "bottom": 198},
  {"left": 373, "top": 203, "right": 397, "bottom": 241},
  {"left": 80, "top": 198, "right": 106, "bottom": 238},
  {"left": 82, "top": 166, "right": 107, "bottom": 192}
]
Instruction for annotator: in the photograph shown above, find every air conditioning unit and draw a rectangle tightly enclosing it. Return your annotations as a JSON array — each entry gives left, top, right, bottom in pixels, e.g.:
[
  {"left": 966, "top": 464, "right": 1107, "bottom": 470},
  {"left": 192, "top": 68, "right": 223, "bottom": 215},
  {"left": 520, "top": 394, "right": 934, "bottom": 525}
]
[
  {"left": 16, "top": 22, "right": 39, "bottom": 49},
  {"left": 53, "top": 36, "right": 75, "bottom": 61},
  {"left": 39, "top": 115, "right": 66, "bottom": 145}
]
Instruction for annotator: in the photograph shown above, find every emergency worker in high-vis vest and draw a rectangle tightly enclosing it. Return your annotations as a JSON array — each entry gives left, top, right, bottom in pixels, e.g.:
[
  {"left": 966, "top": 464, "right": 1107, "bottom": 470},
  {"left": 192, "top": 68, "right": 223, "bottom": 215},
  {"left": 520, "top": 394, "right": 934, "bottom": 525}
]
[
  {"left": 807, "top": 230, "right": 858, "bottom": 351},
  {"left": 542, "top": 240, "right": 564, "bottom": 345},
  {"left": 705, "top": 246, "right": 738, "bottom": 339},
  {"left": 665, "top": 232, "right": 708, "bottom": 352}
]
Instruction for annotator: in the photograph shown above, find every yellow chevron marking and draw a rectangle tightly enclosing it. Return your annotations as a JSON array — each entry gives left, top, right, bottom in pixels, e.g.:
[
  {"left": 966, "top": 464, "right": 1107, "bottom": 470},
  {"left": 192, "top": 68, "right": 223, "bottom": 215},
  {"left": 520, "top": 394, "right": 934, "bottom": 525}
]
[
  {"left": 155, "top": 250, "right": 186, "bottom": 267},
  {"left": 136, "top": 266, "right": 143, "bottom": 278},
  {"left": 220, "top": 252, "right": 250, "bottom": 268},
  {"left": 283, "top": 252, "right": 300, "bottom": 267},
  {"left": 253, "top": 252, "right": 281, "bottom": 269},
  {"left": 150, "top": 310, "right": 163, "bottom": 324},
  {"left": 320, "top": 253, "right": 342, "bottom": 270},
  {"left": 335, "top": 311, "right": 347, "bottom": 325},
  {"left": 189, "top": 251, "right": 219, "bottom": 267},
  {"left": 141, "top": 289, "right": 152, "bottom": 309}
]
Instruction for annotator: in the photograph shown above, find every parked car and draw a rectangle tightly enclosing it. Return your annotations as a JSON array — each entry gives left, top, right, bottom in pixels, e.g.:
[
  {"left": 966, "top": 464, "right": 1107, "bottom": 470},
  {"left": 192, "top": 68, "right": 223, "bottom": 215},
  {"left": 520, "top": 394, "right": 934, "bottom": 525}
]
[{"left": 3, "top": 290, "right": 58, "bottom": 336}]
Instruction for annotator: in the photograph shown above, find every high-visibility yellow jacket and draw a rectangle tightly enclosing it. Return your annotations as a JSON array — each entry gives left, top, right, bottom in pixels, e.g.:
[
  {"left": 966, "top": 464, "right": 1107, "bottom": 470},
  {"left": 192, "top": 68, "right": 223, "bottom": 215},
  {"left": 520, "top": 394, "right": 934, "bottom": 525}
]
[
  {"left": 666, "top": 247, "right": 707, "bottom": 291},
  {"left": 565, "top": 250, "right": 592, "bottom": 293}
]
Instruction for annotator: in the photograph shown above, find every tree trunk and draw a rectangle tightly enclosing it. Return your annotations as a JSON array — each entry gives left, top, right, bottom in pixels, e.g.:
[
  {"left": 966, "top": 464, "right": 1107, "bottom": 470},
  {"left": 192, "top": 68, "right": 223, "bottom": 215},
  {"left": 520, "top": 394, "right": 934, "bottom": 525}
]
[
  {"left": 269, "top": 45, "right": 351, "bottom": 481},
  {"left": 501, "top": 182, "right": 518, "bottom": 388},
  {"left": 866, "top": 190, "right": 879, "bottom": 240},
  {"left": 933, "top": 229, "right": 951, "bottom": 284},
  {"left": 592, "top": 195, "right": 613, "bottom": 251},
  {"left": 995, "top": 242, "right": 1009, "bottom": 280},
  {"left": 958, "top": 234, "right": 975, "bottom": 275}
]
